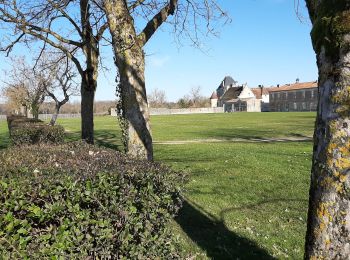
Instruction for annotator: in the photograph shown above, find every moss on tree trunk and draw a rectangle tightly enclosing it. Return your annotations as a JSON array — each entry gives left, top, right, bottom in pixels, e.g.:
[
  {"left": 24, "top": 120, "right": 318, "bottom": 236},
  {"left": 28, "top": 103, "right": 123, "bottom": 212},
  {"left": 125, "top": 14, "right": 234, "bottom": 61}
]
[
  {"left": 105, "top": 0, "right": 153, "bottom": 160},
  {"left": 305, "top": 0, "right": 350, "bottom": 258}
]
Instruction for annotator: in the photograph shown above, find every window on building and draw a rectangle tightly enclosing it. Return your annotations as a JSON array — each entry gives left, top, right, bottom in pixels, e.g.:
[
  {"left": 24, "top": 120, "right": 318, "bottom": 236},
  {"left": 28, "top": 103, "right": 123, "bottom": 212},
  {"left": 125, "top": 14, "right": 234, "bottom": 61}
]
[
  {"left": 310, "top": 102, "right": 317, "bottom": 111},
  {"left": 285, "top": 103, "right": 289, "bottom": 112},
  {"left": 302, "top": 102, "right": 306, "bottom": 110},
  {"left": 293, "top": 102, "right": 297, "bottom": 110},
  {"left": 302, "top": 91, "right": 306, "bottom": 99},
  {"left": 277, "top": 93, "right": 280, "bottom": 99}
]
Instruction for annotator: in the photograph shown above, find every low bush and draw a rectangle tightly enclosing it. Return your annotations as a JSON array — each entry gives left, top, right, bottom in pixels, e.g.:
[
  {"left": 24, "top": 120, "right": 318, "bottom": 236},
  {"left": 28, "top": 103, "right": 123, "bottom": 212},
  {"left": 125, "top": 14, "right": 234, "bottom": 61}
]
[
  {"left": 6, "top": 115, "right": 43, "bottom": 131},
  {"left": 6, "top": 115, "right": 64, "bottom": 145},
  {"left": 10, "top": 124, "right": 65, "bottom": 146},
  {"left": 0, "top": 142, "right": 185, "bottom": 259}
]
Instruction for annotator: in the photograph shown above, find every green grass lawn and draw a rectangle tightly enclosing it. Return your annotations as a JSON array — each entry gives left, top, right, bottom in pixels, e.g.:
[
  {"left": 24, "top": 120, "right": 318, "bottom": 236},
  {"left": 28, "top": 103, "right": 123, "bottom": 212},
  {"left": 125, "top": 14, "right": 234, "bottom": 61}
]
[{"left": 0, "top": 112, "right": 316, "bottom": 259}]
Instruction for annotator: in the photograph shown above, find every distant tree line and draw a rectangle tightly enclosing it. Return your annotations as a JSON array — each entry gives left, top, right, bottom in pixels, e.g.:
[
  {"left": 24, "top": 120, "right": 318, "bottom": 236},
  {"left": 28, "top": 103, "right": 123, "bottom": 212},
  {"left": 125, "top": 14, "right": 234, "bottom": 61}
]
[
  {"left": 148, "top": 86, "right": 210, "bottom": 109},
  {"left": 0, "top": 100, "right": 116, "bottom": 116},
  {"left": 40, "top": 101, "right": 116, "bottom": 115}
]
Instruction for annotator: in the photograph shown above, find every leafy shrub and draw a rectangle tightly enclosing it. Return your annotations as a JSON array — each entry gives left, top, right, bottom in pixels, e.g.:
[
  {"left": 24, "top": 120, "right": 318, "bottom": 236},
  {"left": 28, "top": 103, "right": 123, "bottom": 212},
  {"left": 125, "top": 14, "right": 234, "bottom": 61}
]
[
  {"left": 6, "top": 115, "right": 64, "bottom": 145},
  {"left": 6, "top": 115, "right": 43, "bottom": 131},
  {"left": 0, "top": 142, "right": 185, "bottom": 259},
  {"left": 10, "top": 124, "right": 65, "bottom": 146}
]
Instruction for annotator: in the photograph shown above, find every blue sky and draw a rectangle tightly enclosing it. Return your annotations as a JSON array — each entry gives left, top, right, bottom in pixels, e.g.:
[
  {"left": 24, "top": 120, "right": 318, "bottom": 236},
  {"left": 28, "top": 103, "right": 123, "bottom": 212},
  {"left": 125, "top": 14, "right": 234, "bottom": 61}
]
[
  {"left": 141, "top": 0, "right": 317, "bottom": 101},
  {"left": 0, "top": 0, "right": 317, "bottom": 102}
]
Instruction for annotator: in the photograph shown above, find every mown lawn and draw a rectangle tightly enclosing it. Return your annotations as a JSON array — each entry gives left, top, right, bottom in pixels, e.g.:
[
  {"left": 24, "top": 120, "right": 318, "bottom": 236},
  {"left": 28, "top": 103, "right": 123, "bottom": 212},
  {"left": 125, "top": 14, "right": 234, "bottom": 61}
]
[{"left": 0, "top": 112, "right": 316, "bottom": 259}]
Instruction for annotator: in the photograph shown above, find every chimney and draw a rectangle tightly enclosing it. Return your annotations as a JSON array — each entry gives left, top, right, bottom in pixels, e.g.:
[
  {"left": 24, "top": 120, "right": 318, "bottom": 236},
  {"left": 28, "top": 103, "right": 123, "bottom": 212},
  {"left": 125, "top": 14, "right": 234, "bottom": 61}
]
[
  {"left": 277, "top": 84, "right": 280, "bottom": 88},
  {"left": 296, "top": 78, "right": 300, "bottom": 83},
  {"left": 259, "top": 84, "right": 264, "bottom": 96}
]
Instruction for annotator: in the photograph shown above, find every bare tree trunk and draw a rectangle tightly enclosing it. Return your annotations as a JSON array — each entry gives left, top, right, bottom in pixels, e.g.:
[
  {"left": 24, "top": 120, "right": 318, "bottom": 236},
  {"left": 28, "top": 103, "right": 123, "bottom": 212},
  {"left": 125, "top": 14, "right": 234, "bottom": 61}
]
[
  {"left": 117, "top": 50, "right": 153, "bottom": 160},
  {"left": 49, "top": 106, "right": 59, "bottom": 126},
  {"left": 79, "top": 0, "right": 99, "bottom": 145},
  {"left": 305, "top": 1, "right": 350, "bottom": 258},
  {"left": 81, "top": 73, "right": 96, "bottom": 144},
  {"left": 31, "top": 104, "right": 39, "bottom": 120},
  {"left": 105, "top": 1, "right": 153, "bottom": 160}
]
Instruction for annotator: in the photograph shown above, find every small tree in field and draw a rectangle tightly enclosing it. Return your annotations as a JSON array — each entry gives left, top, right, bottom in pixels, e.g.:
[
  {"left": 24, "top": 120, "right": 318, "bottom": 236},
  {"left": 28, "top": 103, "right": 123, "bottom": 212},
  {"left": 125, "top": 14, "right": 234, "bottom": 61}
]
[
  {"left": 2, "top": 57, "right": 49, "bottom": 119},
  {"left": 304, "top": 1, "right": 350, "bottom": 258},
  {"left": 148, "top": 88, "right": 167, "bottom": 108},
  {"left": 39, "top": 56, "right": 79, "bottom": 125}
]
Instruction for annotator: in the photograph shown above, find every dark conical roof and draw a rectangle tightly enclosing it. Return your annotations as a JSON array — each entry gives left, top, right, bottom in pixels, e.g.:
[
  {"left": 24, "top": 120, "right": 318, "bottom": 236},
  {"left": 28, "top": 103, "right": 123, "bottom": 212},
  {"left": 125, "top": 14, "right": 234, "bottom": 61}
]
[{"left": 222, "top": 76, "right": 235, "bottom": 87}]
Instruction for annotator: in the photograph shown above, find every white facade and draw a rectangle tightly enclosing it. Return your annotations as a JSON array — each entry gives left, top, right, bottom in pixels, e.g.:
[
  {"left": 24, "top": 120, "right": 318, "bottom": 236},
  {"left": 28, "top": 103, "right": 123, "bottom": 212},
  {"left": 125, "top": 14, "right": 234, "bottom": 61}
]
[
  {"left": 237, "top": 84, "right": 256, "bottom": 99},
  {"left": 261, "top": 93, "right": 269, "bottom": 103}
]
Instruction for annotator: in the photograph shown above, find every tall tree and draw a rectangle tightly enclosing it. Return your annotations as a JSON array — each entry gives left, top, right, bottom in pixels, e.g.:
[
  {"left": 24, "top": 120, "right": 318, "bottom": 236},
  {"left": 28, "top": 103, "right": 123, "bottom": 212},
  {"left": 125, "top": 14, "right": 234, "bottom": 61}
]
[
  {"left": 102, "top": 0, "right": 228, "bottom": 160},
  {"left": 0, "top": 0, "right": 109, "bottom": 143},
  {"left": 304, "top": 1, "right": 350, "bottom": 258}
]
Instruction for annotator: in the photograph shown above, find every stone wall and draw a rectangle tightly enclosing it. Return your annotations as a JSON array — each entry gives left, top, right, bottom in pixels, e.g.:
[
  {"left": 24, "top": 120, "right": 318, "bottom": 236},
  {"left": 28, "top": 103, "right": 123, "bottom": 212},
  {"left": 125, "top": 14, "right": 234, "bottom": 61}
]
[{"left": 111, "top": 107, "right": 224, "bottom": 116}]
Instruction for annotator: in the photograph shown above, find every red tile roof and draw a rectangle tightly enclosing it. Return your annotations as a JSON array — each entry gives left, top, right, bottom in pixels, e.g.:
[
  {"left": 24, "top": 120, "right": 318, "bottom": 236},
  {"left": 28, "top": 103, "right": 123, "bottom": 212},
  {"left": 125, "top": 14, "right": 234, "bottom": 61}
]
[
  {"left": 269, "top": 81, "right": 317, "bottom": 92},
  {"left": 251, "top": 87, "right": 270, "bottom": 99}
]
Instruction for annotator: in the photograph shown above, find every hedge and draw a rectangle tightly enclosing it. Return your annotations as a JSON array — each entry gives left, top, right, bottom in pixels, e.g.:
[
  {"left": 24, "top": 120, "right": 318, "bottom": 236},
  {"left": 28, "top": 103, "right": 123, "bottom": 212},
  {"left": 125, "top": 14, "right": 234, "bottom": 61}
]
[
  {"left": 0, "top": 142, "right": 185, "bottom": 259},
  {"left": 6, "top": 115, "right": 43, "bottom": 131},
  {"left": 10, "top": 124, "right": 65, "bottom": 146},
  {"left": 6, "top": 115, "right": 64, "bottom": 145}
]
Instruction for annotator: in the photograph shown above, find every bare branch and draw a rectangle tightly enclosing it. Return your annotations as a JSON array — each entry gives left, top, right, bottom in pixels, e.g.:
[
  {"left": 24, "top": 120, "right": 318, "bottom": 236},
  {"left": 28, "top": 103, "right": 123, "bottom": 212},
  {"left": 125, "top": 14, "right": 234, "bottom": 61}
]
[
  {"left": 128, "top": 0, "right": 147, "bottom": 11},
  {"left": 138, "top": 0, "right": 179, "bottom": 45},
  {"left": 0, "top": 32, "right": 25, "bottom": 56}
]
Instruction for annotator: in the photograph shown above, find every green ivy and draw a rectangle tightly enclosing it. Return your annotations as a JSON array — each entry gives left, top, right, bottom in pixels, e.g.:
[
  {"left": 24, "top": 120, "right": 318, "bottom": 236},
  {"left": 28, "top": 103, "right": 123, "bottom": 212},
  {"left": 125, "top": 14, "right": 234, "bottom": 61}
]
[{"left": 0, "top": 142, "right": 185, "bottom": 258}]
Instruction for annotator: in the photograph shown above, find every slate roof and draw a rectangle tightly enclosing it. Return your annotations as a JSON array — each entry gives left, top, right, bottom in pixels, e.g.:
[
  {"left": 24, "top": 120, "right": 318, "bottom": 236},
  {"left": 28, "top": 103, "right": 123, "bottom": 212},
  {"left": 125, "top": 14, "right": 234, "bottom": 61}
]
[
  {"left": 269, "top": 81, "right": 317, "bottom": 92},
  {"left": 221, "top": 76, "right": 236, "bottom": 88},
  {"left": 220, "top": 86, "right": 243, "bottom": 101}
]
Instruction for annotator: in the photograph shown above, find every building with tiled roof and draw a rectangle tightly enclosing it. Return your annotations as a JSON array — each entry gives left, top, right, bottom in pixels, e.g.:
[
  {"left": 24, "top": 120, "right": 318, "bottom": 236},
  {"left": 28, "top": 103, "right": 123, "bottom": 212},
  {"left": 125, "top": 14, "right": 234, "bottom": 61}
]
[
  {"left": 210, "top": 76, "right": 319, "bottom": 112},
  {"left": 269, "top": 81, "right": 317, "bottom": 92},
  {"left": 269, "top": 80, "right": 318, "bottom": 112},
  {"left": 210, "top": 77, "right": 262, "bottom": 112},
  {"left": 251, "top": 87, "right": 270, "bottom": 100}
]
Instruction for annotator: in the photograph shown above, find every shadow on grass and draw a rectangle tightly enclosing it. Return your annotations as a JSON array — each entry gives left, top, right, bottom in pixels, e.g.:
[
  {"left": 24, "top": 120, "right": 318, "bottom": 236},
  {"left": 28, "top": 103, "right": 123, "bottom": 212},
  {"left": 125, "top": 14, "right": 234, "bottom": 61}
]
[
  {"left": 0, "top": 138, "right": 10, "bottom": 150},
  {"left": 176, "top": 200, "right": 275, "bottom": 259},
  {"left": 191, "top": 128, "right": 312, "bottom": 142},
  {"left": 64, "top": 130, "right": 122, "bottom": 151},
  {"left": 0, "top": 132, "right": 10, "bottom": 150},
  {"left": 94, "top": 130, "right": 122, "bottom": 151}
]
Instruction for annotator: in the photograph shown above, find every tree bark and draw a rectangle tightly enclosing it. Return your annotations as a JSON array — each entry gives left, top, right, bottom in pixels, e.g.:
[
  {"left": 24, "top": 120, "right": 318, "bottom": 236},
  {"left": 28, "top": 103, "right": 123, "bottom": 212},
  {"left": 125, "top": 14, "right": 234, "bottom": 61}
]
[
  {"left": 105, "top": 0, "right": 153, "bottom": 160},
  {"left": 31, "top": 103, "right": 39, "bottom": 120},
  {"left": 305, "top": 1, "right": 350, "bottom": 258},
  {"left": 79, "top": 0, "right": 99, "bottom": 144},
  {"left": 49, "top": 106, "right": 59, "bottom": 126},
  {"left": 117, "top": 50, "right": 153, "bottom": 160},
  {"left": 81, "top": 72, "right": 96, "bottom": 144}
]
